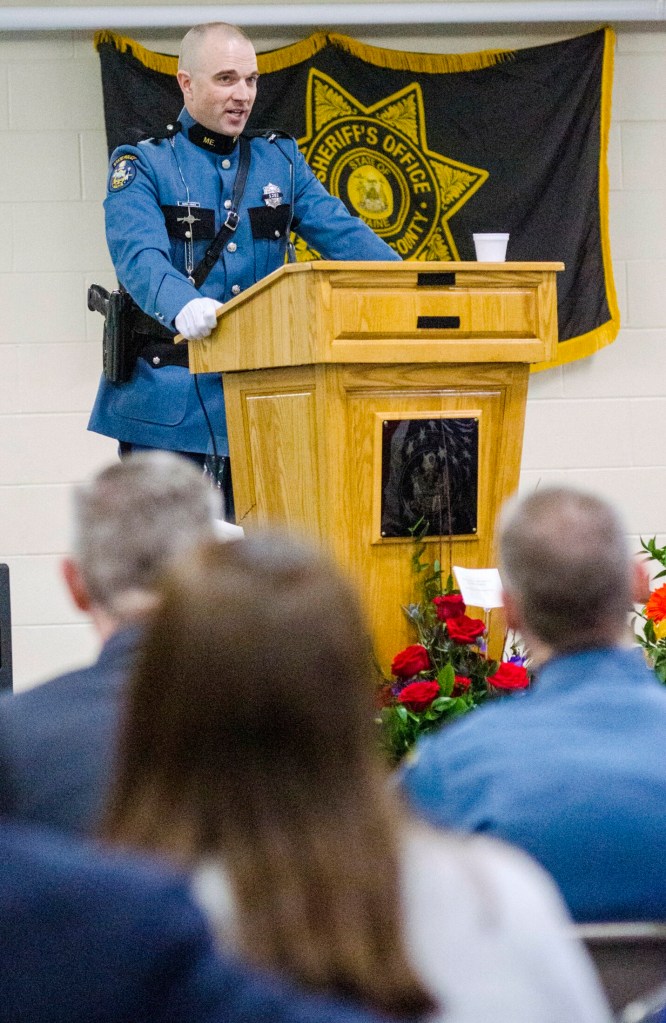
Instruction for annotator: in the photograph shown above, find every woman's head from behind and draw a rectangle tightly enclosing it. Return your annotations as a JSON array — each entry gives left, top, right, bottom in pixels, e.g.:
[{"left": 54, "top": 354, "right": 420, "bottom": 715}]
[
  {"left": 107, "top": 532, "right": 382, "bottom": 855},
  {"left": 105, "top": 531, "right": 434, "bottom": 1017}
]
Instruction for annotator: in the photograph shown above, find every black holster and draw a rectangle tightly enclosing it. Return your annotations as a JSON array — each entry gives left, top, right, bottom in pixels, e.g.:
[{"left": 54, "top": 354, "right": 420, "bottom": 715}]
[
  {"left": 88, "top": 286, "right": 186, "bottom": 383},
  {"left": 102, "top": 289, "right": 138, "bottom": 383}
]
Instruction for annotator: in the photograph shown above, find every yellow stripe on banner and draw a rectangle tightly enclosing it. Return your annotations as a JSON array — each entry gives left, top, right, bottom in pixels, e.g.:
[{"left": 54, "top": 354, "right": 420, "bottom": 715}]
[
  {"left": 94, "top": 30, "right": 179, "bottom": 75},
  {"left": 319, "top": 34, "right": 514, "bottom": 73},
  {"left": 532, "top": 25, "right": 620, "bottom": 374},
  {"left": 257, "top": 34, "right": 331, "bottom": 74},
  {"left": 94, "top": 29, "right": 515, "bottom": 76}
]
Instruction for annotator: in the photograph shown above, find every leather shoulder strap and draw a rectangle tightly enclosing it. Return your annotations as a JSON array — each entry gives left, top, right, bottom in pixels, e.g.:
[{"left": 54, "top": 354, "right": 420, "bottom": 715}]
[{"left": 191, "top": 135, "right": 251, "bottom": 290}]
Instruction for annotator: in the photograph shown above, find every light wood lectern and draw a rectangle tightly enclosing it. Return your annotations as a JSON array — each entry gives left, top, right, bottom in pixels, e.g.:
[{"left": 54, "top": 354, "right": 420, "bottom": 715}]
[{"left": 188, "top": 260, "right": 562, "bottom": 670}]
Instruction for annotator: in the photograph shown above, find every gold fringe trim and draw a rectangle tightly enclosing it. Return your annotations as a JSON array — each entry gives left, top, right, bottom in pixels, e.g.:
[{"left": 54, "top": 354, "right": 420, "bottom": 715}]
[
  {"left": 256, "top": 33, "right": 331, "bottom": 74},
  {"left": 531, "top": 26, "right": 620, "bottom": 373},
  {"left": 94, "top": 29, "right": 514, "bottom": 77},
  {"left": 320, "top": 34, "right": 513, "bottom": 73},
  {"left": 531, "top": 316, "right": 620, "bottom": 373},
  {"left": 94, "top": 30, "right": 178, "bottom": 75}
]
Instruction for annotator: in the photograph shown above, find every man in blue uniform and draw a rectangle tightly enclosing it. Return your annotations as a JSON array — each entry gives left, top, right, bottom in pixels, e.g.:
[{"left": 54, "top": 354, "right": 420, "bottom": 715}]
[
  {"left": 400, "top": 486, "right": 666, "bottom": 922},
  {"left": 88, "top": 22, "right": 399, "bottom": 501}
]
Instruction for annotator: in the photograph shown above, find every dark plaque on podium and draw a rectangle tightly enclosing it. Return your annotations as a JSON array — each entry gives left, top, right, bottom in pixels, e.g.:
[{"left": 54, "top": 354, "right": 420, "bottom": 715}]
[{"left": 380, "top": 416, "right": 478, "bottom": 539}]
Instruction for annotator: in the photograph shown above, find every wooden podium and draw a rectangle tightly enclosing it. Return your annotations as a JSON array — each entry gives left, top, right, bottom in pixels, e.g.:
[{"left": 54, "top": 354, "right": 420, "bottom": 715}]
[{"left": 189, "top": 260, "right": 562, "bottom": 670}]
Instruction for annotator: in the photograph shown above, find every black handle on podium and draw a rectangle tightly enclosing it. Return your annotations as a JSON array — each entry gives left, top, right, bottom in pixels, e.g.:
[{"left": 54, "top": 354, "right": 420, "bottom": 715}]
[
  {"left": 0, "top": 564, "right": 13, "bottom": 692},
  {"left": 416, "top": 316, "right": 461, "bottom": 329}
]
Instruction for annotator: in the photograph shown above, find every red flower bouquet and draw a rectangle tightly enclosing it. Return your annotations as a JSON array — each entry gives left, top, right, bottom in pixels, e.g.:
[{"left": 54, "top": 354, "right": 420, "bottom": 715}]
[{"left": 379, "top": 535, "right": 531, "bottom": 764}]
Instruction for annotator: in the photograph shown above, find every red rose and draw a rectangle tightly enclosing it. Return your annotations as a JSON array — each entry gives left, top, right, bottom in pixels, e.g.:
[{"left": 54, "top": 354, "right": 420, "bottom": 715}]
[
  {"left": 453, "top": 674, "right": 472, "bottom": 695},
  {"left": 446, "top": 615, "right": 485, "bottom": 644},
  {"left": 391, "top": 644, "right": 431, "bottom": 678},
  {"left": 433, "top": 594, "right": 466, "bottom": 621},
  {"left": 398, "top": 680, "right": 441, "bottom": 713},
  {"left": 488, "top": 662, "right": 530, "bottom": 690}
]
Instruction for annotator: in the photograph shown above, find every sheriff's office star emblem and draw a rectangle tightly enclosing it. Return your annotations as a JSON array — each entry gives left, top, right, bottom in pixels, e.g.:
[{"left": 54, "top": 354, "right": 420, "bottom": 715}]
[{"left": 297, "top": 70, "right": 488, "bottom": 260}]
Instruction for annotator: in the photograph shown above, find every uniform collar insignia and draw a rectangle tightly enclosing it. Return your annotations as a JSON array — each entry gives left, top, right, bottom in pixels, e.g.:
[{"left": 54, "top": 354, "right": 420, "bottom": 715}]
[{"left": 188, "top": 122, "right": 238, "bottom": 155}]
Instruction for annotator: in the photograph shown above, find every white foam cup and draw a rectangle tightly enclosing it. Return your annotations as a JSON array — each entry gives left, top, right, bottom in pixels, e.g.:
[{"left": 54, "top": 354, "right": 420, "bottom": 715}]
[{"left": 473, "top": 233, "right": 509, "bottom": 261}]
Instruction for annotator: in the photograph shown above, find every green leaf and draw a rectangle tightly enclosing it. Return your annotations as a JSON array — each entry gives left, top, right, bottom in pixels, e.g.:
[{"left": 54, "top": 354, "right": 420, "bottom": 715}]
[
  {"left": 449, "top": 696, "right": 473, "bottom": 719},
  {"left": 656, "top": 661, "right": 666, "bottom": 684},
  {"left": 429, "top": 696, "right": 454, "bottom": 713},
  {"left": 437, "top": 663, "right": 455, "bottom": 697},
  {"left": 640, "top": 536, "right": 666, "bottom": 570}
]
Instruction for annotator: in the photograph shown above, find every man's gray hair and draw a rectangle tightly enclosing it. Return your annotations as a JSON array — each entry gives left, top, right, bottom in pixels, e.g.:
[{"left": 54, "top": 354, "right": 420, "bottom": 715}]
[
  {"left": 499, "top": 486, "right": 632, "bottom": 650},
  {"left": 70, "top": 452, "right": 221, "bottom": 624}
]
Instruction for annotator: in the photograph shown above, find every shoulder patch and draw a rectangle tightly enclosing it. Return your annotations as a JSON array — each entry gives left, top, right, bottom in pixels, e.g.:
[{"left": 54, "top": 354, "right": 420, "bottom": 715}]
[{"left": 108, "top": 153, "right": 138, "bottom": 192}]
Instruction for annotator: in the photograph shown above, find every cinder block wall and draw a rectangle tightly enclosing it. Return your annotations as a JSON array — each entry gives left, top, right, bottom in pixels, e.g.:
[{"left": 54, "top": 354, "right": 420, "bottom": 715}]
[{"left": 0, "top": 22, "right": 663, "bottom": 690}]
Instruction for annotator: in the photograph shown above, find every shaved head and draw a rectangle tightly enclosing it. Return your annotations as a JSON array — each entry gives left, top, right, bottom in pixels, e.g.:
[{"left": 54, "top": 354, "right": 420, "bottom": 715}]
[
  {"left": 178, "top": 22, "right": 252, "bottom": 74},
  {"left": 177, "top": 22, "right": 258, "bottom": 136}
]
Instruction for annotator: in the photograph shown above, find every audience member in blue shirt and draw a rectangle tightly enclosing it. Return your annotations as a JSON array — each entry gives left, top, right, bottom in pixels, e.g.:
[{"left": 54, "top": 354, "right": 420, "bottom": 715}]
[{"left": 401, "top": 485, "right": 666, "bottom": 922}]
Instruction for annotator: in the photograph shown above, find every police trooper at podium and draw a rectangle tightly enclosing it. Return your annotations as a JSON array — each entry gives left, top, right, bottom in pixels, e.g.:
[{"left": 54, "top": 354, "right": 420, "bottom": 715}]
[{"left": 88, "top": 21, "right": 399, "bottom": 517}]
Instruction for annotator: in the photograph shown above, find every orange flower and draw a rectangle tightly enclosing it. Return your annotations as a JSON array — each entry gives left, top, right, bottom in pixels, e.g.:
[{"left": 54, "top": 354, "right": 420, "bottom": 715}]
[{"left": 645, "top": 583, "right": 666, "bottom": 624}]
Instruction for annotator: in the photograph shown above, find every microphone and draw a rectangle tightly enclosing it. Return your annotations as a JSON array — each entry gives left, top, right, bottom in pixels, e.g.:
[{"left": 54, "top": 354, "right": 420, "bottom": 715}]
[{"left": 266, "top": 131, "right": 296, "bottom": 264}]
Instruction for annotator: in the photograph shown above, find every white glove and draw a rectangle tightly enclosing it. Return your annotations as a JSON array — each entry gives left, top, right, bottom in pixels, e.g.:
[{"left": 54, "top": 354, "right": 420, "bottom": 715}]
[{"left": 174, "top": 298, "right": 223, "bottom": 340}]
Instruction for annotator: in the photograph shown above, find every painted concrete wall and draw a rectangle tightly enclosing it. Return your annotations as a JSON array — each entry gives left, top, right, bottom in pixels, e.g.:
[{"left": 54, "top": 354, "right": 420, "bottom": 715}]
[{"left": 0, "top": 21, "right": 663, "bottom": 689}]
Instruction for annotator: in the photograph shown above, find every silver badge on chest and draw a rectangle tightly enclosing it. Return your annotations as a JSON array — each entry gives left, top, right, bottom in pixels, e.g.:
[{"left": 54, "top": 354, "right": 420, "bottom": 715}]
[{"left": 262, "top": 183, "right": 283, "bottom": 209}]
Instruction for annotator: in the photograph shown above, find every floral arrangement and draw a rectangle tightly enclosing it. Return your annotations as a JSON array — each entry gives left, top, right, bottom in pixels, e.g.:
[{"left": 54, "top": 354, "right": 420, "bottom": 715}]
[
  {"left": 635, "top": 537, "right": 666, "bottom": 683},
  {"left": 378, "top": 535, "right": 529, "bottom": 765}
]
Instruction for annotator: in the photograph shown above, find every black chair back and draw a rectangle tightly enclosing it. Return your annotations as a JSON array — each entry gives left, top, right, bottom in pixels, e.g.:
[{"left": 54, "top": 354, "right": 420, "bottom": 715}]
[{"left": 0, "top": 564, "right": 13, "bottom": 692}]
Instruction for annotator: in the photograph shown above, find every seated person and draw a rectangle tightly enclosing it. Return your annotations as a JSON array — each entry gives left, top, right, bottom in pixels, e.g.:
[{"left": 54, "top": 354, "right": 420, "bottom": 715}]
[
  {"left": 0, "top": 818, "right": 390, "bottom": 1023},
  {"left": 400, "top": 486, "right": 666, "bottom": 922},
  {"left": 0, "top": 452, "right": 222, "bottom": 835},
  {"left": 101, "top": 532, "right": 612, "bottom": 1023}
]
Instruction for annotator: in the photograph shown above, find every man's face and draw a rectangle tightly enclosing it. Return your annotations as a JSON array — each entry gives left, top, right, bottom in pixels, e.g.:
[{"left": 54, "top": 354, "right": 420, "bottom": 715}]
[{"left": 178, "top": 33, "right": 259, "bottom": 137}]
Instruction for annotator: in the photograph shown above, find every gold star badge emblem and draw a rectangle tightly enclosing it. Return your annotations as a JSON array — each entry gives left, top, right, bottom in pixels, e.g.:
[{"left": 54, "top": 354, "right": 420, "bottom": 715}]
[{"left": 297, "top": 70, "right": 488, "bottom": 260}]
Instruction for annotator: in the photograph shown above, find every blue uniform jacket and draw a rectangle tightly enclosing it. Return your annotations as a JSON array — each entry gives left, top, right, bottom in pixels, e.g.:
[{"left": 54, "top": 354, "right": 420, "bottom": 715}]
[
  {"left": 88, "top": 108, "right": 399, "bottom": 453},
  {"left": 400, "top": 646, "right": 666, "bottom": 922},
  {"left": 0, "top": 821, "right": 398, "bottom": 1023}
]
